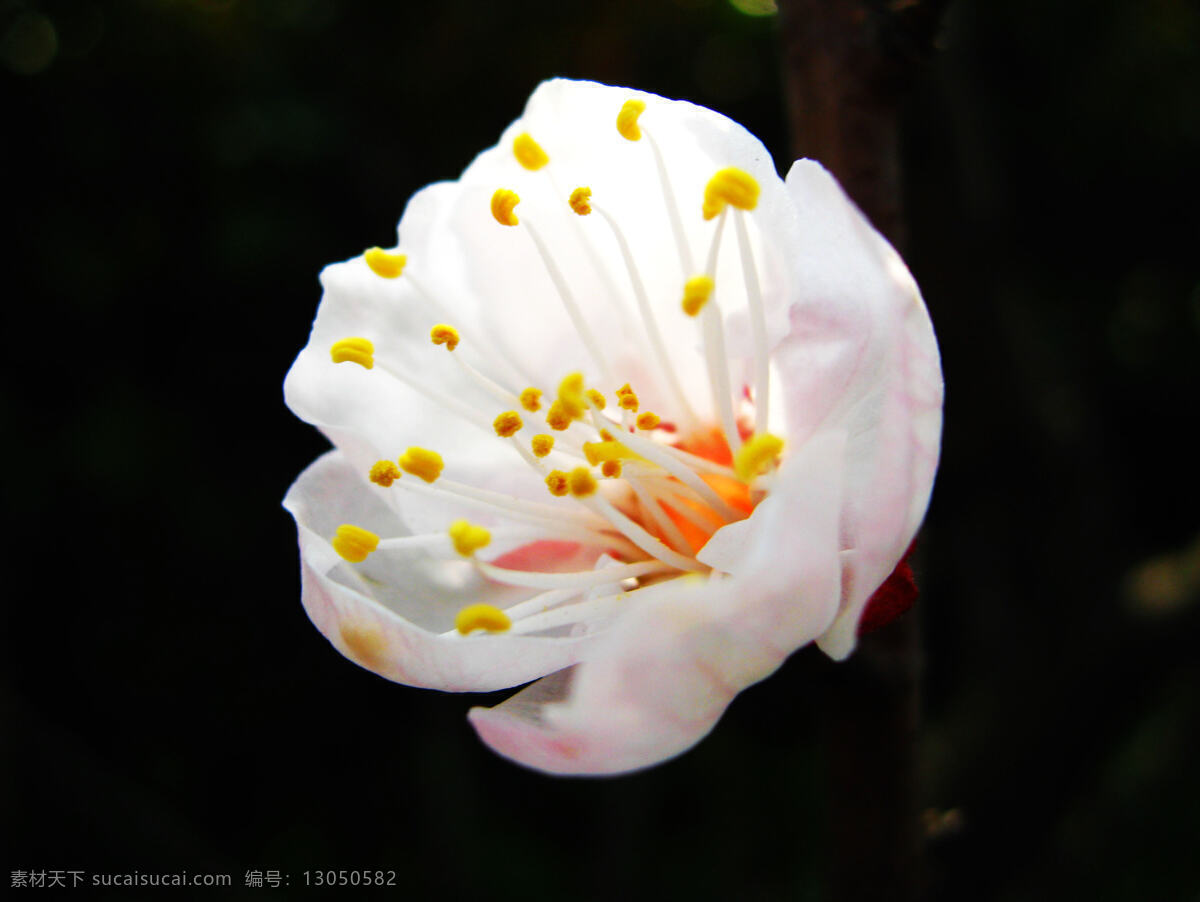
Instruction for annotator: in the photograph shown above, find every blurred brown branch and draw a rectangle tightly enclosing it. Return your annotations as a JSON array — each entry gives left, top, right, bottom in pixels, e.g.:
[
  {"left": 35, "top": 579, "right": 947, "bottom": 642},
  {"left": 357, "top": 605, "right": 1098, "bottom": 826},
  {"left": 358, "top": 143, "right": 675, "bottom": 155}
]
[{"left": 774, "top": 2, "right": 950, "bottom": 899}]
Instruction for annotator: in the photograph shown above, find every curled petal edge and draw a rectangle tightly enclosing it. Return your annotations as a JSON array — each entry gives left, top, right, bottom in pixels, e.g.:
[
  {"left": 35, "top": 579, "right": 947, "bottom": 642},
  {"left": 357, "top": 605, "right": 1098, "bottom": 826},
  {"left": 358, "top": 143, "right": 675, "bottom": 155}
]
[
  {"left": 285, "top": 452, "right": 601, "bottom": 693},
  {"left": 468, "top": 430, "right": 847, "bottom": 775}
]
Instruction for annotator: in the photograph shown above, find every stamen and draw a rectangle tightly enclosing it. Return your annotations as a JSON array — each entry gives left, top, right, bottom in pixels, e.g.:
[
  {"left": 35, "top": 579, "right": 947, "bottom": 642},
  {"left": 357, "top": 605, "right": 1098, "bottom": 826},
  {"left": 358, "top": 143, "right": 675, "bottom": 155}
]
[
  {"left": 733, "top": 432, "right": 783, "bottom": 482},
  {"left": 501, "top": 575, "right": 708, "bottom": 637},
  {"left": 733, "top": 209, "right": 771, "bottom": 437},
  {"left": 456, "top": 603, "right": 512, "bottom": 634},
  {"left": 520, "top": 387, "right": 543, "bottom": 412},
  {"left": 582, "top": 440, "right": 639, "bottom": 465},
  {"left": 586, "top": 389, "right": 607, "bottom": 410},
  {"left": 331, "top": 524, "right": 379, "bottom": 562},
  {"left": 544, "top": 401, "right": 570, "bottom": 431},
  {"left": 406, "top": 270, "right": 535, "bottom": 390},
  {"left": 601, "top": 460, "right": 622, "bottom": 478},
  {"left": 512, "top": 133, "right": 549, "bottom": 171},
  {"left": 429, "top": 321, "right": 524, "bottom": 410},
  {"left": 330, "top": 337, "right": 374, "bottom": 369},
  {"left": 545, "top": 470, "right": 569, "bottom": 497},
  {"left": 702, "top": 168, "right": 760, "bottom": 221},
  {"left": 363, "top": 247, "right": 407, "bottom": 279},
  {"left": 644, "top": 479, "right": 723, "bottom": 538},
  {"left": 398, "top": 447, "right": 445, "bottom": 483},
  {"left": 618, "top": 103, "right": 694, "bottom": 277},
  {"left": 531, "top": 434, "right": 555, "bottom": 457},
  {"left": 448, "top": 348, "right": 524, "bottom": 409},
  {"left": 494, "top": 587, "right": 578, "bottom": 624},
  {"left": 370, "top": 356, "right": 499, "bottom": 436},
  {"left": 616, "top": 99, "right": 646, "bottom": 141},
  {"left": 502, "top": 591, "right": 626, "bottom": 636},
  {"left": 517, "top": 209, "right": 613, "bottom": 385},
  {"left": 595, "top": 418, "right": 742, "bottom": 523},
  {"left": 493, "top": 410, "right": 523, "bottom": 438},
  {"left": 624, "top": 477, "right": 690, "bottom": 554},
  {"left": 636, "top": 411, "right": 660, "bottom": 430},
  {"left": 616, "top": 383, "right": 639, "bottom": 412},
  {"left": 681, "top": 275, "right": 714, "bottom": 317},
  {"left": 368, "top": 460, "right": 401, "bottom": 487},
  {"left": 699, "top": 208, "right": 741, "bottom": 455},
  {"left": 491, "top": 189, "right": 520, "bottom": 226},
  {"left": 567, "top": 466, "right": 598, "bottom": 497},
  {"left": 576, "top": 491, "right": 707, "bottom": 572},
  {"left": 533, "top": 399, "right": 717, "bottom": 572},
  {"left": 429, "top": 324, "right": 460, "bottom": 351},
  {"left": 659, "top": 443, "right": 737, "bottom": 477},
  {"left": 557, "top": 373, "right": 588, "bottom": 421},
  {"left": 476, "top": 557, "right": 669, "bottom": 591},
  {"left": 372, "top": 524, "right": 552, "bottom": 555},
  {"left": 448, "top": 519, "right": 491, "bottom": 556},
  {"left": 568, "top": 186, "right": 593, "bottom": 215},
  {"left": 395, "top": 475, "right": 619, "bottom": 545},
  {"left": 590, "top": 200, "right": 699, "bottom": 427}
]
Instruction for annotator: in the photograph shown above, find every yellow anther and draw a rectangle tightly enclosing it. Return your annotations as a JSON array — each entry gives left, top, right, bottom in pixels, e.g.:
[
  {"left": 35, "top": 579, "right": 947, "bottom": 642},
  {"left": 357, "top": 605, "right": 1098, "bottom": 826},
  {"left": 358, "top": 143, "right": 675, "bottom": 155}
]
[
  {"left": 398, "top": 447, "right": 444, "bottom": 483},
  {"left": 546, "top": 400, "right": 572, "bottom": 431},
  {"left": 616, "top": 98, "right": 646, "bottom": 141},
  {"left": 448, "top": 520, "right": 491, "bottom": 557},
  {"left": 569, "top": 186, "right": 592, "bottom": 216},
  {"left": 330, "top": 337, "right": 374, "bottom": 369},
  {"left": 636, "top": 411, "right": 661, "bottom": 430},
  {"left": 681, "top": 275, "right": 715, "bottom": 317},
  {"left": 363, "top": 247, "right": 407, "bottom": 279},
  {"left": 557, "top": 372, "right": 587, "bottom": 420},
  {"left": 520, "top": 387, "right": 543, "bottom": 412},
  {"left": 531, "top": 434, "right": 555, "bottom": 458},
  {"left": 513, "top": 132, "right": 549, "bottom": 171},
  {"left": 491, "top": 189, "right": 520, "bottom": 226},
  {"left": 616, "top": 384, "right": 639, "bottom": 413},
  {"left": 586, "top": 389, "right": 607, "bottom": 410},
  {"left": 493, "top": 410, "right": 523, "bottom": 438},
  {"left": 734, "top": 432, "right": 784, "bottom": 481},
  {"left": 331, "top": 524, "right": 379, "bottom": 563},
  {"left": 703, "top": 167, "right": 760, "bottom": 220},
  {"left": 455, "top": 603, "right": 512, "bottom": 635},
  {"left": 369, "top": 460, "right": 401, "bottom": 487},
  {"left": 567, "top": 466, "right": 598, "bottom": 498},
  {"left": 601, "top": 460, "right": 622, "bottom": 479},
  {"left": 430, "top": 324, "right": 460, "bottom": 351},
  {"left": 545, "top": 470, "right": 569, "bottom": 497},
  {"left": 582, "top": 440, "right": 636, "bottom": 465},
  {"left": 599, "top": 428, "right": 615, "bottom": 442}
]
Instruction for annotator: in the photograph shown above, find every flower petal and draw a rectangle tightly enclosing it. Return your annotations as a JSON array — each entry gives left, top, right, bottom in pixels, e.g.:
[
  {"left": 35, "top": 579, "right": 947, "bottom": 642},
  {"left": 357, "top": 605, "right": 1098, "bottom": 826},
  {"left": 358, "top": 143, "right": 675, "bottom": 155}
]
[
  {"left": 284, "top": 451, "right": 606, "bottom": 691},
  {"left": 469, "top": 430, "right": 845, "bottom": 774},
  {"left": 775, "top": 160, "right": 943, "bottom": 658},
  {"left": 428, "top": 79, "right": 800, "bottom": 420}
]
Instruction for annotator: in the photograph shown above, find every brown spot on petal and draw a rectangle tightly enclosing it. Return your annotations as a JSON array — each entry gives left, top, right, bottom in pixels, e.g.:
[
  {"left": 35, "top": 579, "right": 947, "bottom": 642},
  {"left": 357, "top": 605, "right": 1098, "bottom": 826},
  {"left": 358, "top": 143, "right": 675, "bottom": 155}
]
[
  {"left": 339, "top": 623, "right": 388, "bottom": 670},
  {"left": 549, "top": 738, "right": 581, "bottom": 760}
]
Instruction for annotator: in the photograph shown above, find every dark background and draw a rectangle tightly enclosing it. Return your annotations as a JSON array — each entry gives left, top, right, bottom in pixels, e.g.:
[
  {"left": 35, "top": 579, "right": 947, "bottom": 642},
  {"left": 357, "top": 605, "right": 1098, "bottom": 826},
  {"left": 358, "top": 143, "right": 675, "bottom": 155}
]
[{"left": 4, "top": 0, "right": 1198, "bottom": 898}]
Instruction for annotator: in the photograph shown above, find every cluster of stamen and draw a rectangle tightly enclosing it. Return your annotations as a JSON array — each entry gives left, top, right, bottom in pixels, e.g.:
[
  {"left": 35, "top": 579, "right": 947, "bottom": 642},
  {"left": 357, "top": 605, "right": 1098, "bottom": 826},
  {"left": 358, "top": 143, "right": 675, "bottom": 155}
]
[{"left": 324, "top": 97, "right": 784, "bottom": 637}]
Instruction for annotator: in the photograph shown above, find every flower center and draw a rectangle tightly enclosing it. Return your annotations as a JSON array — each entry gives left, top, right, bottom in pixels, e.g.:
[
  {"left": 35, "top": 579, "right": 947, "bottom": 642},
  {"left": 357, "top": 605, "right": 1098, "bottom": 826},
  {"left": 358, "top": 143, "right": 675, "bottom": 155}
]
[{"left": 323, "top": 99, "right": 787, "bottom": 637}]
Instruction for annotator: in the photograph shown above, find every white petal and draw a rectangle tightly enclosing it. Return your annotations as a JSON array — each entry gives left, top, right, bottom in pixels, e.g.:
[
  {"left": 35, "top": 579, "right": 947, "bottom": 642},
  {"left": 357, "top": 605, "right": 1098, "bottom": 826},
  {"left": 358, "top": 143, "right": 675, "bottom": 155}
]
[
  {"left": 284, "top": 452, "right": 604, "bottom": 691},
  {"left": 697, "top": 428, "right": 845, "bottom": 642},
  {"left": 428, "top": 79, "right": 800, "bottom": 418},
  {"left": 776, "top": 160, "right": 943, "bottom": 658},
  {"left": 469, "top": 431, "right": 845, "bottom": 775}
]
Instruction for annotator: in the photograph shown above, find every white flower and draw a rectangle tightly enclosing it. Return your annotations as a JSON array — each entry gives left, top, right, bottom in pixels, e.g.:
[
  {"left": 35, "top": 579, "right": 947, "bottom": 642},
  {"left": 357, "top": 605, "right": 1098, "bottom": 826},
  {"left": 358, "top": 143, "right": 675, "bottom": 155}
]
[{"left": 283, "top": 78, "right": 943, "bottom": 775}]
